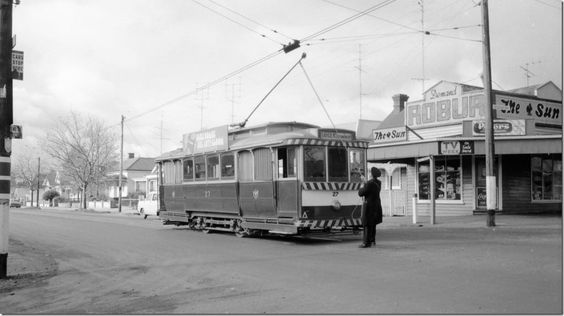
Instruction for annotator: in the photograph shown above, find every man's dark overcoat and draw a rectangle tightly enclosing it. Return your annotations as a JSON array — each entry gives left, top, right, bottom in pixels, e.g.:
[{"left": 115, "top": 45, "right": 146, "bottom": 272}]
[{"left": 358, "top": 178, "right": 383, "bottom": 226}]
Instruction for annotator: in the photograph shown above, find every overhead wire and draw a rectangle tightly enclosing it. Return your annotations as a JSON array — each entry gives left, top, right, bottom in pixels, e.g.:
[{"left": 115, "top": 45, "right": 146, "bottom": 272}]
[
  {"left": 204, "top": 0, "right": 296, "bottom": 41},
  {"left": 320, "top": 0, "right": 420, "bottom": 33},
  {"left": 192, "top": 0, "right": 283, "bottom": 45},
  {"left": 125, "top": 49, "right": 283, "bottom": 123},
  {"left": 301, "top": 0, "right": 399, "bottom": 42},
  {"left": 125, "top": 0, "right": 401, "bottom": 124}
]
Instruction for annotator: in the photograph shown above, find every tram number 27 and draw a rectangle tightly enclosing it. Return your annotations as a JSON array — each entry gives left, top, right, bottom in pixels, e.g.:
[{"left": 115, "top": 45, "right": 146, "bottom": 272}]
[{"left": 332, "top": 191, "right": 339, "bottom": 197}]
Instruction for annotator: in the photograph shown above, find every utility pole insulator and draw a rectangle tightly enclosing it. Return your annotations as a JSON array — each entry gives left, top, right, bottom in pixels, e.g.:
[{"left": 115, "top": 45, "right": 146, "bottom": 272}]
[{"left": 283, "top": 40, "right": 300, "bottom": 53}]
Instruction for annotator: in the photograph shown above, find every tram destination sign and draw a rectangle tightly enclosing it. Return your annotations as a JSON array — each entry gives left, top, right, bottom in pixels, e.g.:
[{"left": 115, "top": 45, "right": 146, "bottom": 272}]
[
  {"left": 318, "top": 129, "right": 355, "bottom": 141},
  {"left": 183, "top": 125, "right": 229, "bottom": 155}
]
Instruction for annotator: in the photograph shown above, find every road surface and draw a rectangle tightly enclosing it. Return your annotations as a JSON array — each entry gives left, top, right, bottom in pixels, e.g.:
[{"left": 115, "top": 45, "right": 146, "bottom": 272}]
[{"left": 0, "top": 208, "right": 562, "bottom": 314}]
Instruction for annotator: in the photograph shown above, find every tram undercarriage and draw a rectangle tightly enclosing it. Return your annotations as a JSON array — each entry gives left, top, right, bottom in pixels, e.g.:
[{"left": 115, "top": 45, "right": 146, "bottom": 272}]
[{"left": 160, "top": 210, "right": 362, "bottom": 237}]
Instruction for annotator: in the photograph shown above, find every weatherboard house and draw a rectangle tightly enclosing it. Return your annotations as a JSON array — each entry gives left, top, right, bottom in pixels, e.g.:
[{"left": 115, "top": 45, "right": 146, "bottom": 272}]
[{"left": 366, "top": 80, "right": 562, "bottom": 217}]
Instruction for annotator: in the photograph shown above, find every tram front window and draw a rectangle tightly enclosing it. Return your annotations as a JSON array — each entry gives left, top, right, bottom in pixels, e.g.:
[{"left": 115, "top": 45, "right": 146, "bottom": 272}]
[
  {"left": 349, "top": 149, "right": 365, "bottom": 182},
  {"left": 304, "top": 146, "right": 326, "bottom": 182},
  {"left": 328, "top": 147, "right": 348, "bottom": 182}
]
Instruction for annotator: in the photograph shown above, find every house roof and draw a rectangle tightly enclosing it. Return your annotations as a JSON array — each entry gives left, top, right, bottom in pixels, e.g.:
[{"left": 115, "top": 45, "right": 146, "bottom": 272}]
[
  {"left": 508, "top": 83, "right": 545, "bottom": 96},
  {"left": 123, "top": 157, "right": 156, "bottom": 171},
  {"left": 376, "top": 109, "right": 404, "bottom": 129}
]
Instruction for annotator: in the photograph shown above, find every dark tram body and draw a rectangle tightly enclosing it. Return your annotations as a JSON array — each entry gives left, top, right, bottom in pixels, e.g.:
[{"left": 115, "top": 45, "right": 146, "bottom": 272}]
[{"left": 156, "top": 122, "right": 368, "bottom": 236}]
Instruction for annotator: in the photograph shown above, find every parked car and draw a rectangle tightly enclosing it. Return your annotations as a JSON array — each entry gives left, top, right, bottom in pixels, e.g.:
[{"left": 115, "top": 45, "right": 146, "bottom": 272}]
[
  {"left": 9, "top": 200, "right": 21, "bottom": 208},
  {"left": 138, "top": 192, "right": 159, "bottom": 219}
]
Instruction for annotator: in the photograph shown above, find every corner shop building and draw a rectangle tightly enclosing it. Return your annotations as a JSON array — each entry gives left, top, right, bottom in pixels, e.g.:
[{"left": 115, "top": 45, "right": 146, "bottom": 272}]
[{"left": 367, "top": 81, "right": 562, "bottom": 217}]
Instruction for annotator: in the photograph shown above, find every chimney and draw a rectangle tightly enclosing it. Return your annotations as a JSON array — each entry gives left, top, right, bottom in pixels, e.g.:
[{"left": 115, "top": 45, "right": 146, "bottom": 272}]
[
  {"left": 392, "top": 94, "right": 409, "bottom": 112},
  {"left": 128, "top": 153, "right": 135, "bottom": 159}
]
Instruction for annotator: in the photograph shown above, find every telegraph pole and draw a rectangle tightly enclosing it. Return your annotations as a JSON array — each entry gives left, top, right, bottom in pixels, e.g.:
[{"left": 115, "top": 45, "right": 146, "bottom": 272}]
[
  {"left": 118, "top": 115, "right": 124, "bottom": 213},
  {"left": 481, "top": 0, "right": 496, "bottom": 227},
  {"left": 0, "top": 0, "right": 13, "bottom": 278},
  {"left": 36, "top": 157, "right": 39, "bottom": 207}
]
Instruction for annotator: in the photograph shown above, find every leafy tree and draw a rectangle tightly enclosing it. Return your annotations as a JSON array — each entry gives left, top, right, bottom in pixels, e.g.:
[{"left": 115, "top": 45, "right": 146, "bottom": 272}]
[
  {"left": 44, "top": 112, "right": 118, "bottom": 209},
  {"left": 43, "top": 189, "right": 60, "bottom": 206}
]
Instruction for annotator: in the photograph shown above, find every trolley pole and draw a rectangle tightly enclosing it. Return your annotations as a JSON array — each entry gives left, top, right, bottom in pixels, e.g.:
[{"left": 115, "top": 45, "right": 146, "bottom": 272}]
[
  {"left": 481, "top": 0, "right": 496, "bottom": 227},
  {"left": 0, "top": 0, "right": 13, "bottom": 278}
]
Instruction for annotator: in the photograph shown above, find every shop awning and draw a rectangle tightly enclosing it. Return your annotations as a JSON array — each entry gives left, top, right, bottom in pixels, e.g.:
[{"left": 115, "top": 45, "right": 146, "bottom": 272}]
[{"left": 368, "top": 135, "right": 562, "bottom": 160}]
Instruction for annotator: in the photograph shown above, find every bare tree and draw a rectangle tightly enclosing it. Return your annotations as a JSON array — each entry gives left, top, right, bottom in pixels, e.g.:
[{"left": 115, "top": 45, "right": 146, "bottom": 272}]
[
  {"left": 44, "top": 112, "right": 118, "bottom": 209},
  {"left": 11, "top": 142, "right": 51, "bottom": 207},
  {"left": 11, "top": 148, "right": 40, "bottom": 207}
]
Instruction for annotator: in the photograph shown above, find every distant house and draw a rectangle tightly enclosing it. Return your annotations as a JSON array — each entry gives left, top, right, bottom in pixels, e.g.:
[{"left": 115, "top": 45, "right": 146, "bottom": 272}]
[{"left": 106, "top": 153, "right": 156, "bottom": 199}]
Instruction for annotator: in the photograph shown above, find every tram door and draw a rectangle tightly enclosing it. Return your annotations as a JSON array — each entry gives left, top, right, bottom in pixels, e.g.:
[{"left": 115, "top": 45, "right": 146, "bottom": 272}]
[
  {"left": 276, "top": 147, "right": 299, "bottom": 218},
  {"left": 238, "top": 149, "right": 277, "bottom": 218}
]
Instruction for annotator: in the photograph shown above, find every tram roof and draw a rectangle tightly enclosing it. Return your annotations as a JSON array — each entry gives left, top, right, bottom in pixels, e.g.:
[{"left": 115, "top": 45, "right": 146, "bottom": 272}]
[{"left": 156, "top": 121, "right": 368, "bottom": 161}]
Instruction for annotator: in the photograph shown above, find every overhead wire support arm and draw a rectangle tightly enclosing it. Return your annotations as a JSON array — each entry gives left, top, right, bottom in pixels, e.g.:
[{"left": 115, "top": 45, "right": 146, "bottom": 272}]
[
  {"left": 233, "top": 52, "right": 307, "bottom": 128},
  {"left": 283, "top": 39, "right": 300, "bottom": 53}
]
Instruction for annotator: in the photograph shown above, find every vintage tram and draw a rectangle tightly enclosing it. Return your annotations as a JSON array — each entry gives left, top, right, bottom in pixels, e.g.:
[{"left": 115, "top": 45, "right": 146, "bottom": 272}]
[{"left": 156, "top": 121, "right": 368, "bottom": 237}]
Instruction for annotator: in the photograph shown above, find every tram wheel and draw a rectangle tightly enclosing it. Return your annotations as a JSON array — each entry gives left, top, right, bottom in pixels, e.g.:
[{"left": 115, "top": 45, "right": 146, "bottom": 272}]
[{"left": 234, "top": 220, "right": 250, "bottom": 238}]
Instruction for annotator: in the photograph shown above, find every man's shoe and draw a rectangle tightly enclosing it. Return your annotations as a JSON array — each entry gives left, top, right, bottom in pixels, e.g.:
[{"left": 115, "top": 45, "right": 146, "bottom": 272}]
[{"left": 358, "top": 243, "right": 370, "bottom": 248}]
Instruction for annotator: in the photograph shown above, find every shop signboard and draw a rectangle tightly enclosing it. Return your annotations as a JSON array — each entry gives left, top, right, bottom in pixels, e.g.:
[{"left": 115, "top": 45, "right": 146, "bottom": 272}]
[
  {"left": 494, "top": 94, "right": 561, "bottom": 126},
  {"left": 406, "top": 88, "right": 485, "bottom": 128},
  {"left": 471, "top": 119, "right": 526, "bottom": 136},
  {"left": 182, "top": 125, "right": 228, "bottom": 155},
  {"left": 372, "top": 126, "right": 407, "bottom": 144},
  {"left": 438, "top": 140, "right": 474, "bottom": 155}
]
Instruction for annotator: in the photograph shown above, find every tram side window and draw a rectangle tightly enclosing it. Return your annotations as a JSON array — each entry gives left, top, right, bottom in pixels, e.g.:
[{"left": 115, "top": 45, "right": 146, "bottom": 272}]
[
  {"left": 183, "top": 158, "right": 194, "bottom": 181},
  {"left": 238, "top": 151, "right": 253, "bottom": 181},
  {"left": 207, "top": 156, "right": 220, "bottom": 180},
  {"left": 278, "top": 147, "right": 296, "bottom": 178},
  {"left": 328, "top": 147, "right": 348, "bottom": 182},
  {"left": 254, "top": 148, "right": 273, "bottom": 181},
  {"left": 174, "top": 160, "right": 183, "bottom": 184},
  {"left": 304, "top": 146, "right": 326, "bottom": 182},
  {"left": 221, "top": 154, "right": 235, "bottom": 179},
  {"left": 194, "top": 156, "right": 206, "bottom": 180},
  {"left": 349, "top": 149, "right": 365, "bottom": 182},
  {"left": 162, "top": 161, "right": 175, "bottom": 184}
]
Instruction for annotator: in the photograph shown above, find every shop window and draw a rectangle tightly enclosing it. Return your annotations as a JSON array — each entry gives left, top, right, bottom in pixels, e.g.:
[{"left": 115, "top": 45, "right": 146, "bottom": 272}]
[
  {"left": 328, "top": 147, "right": 348, "bottom": 182},
  {"left": 531, "top": 156, "right": 562, "bottom": 201},
  {"left": 183, "top": 159, "right": 194, "bottom": 181},
  {"left": 418, "top": 157, "right": 461, "bottom": 201},
  {"left": 194, "top": 156, "right": 205, "bottom": 181},
  {"left": 207, "top": 156, "right": 220, "bottom": 180},
  {"left": 349, "top": 149, "right": 365, "bottom": 182},
  {"left": 278, "top": 147, "right": 297, "bottom": 179},
  {"left": 221, "top": 154, "right": 235, "bottom": 179},
  {"left": 304, "top": 146, "right": 326, "bottom": 182}
]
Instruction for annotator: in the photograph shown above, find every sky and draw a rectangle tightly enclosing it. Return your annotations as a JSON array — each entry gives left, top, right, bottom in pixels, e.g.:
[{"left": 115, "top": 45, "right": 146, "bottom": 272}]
[{"left": 10, "top": 0, "right": 563, "bottom": 162}]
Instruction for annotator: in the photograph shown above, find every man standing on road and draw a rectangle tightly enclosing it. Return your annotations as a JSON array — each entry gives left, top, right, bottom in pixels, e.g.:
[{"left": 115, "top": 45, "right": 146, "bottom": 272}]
[{"left": 358, "top": 167, "right": 383, "bottom": 248}]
